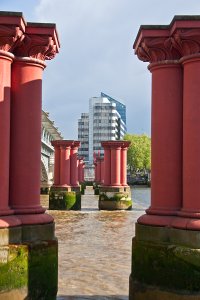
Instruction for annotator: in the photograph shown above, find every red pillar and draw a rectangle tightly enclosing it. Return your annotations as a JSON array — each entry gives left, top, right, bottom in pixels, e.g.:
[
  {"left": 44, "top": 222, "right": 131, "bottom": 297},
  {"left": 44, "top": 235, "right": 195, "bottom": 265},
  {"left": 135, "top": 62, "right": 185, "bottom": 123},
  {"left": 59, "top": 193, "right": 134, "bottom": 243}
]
[
  {"left": 51, "top": 143, "right": 60, "bottom": 185},
  {"left": 0, "top": 52, "right": 14, "bottom": 216},
  {"left": 103, "top": 146, "right": 111, "bottom": 186},
  {"left": 0, "top": 16, "right": 25, "bottom": 216},
  {"left": 78, "top": 157, "right": 84, "bottom": 183},
  {"left": 82, "top": 163, "right": 85, "bottom": 182},
  {"left": 121, "top": 143, "right": 130, "bottom": 186},
  {"left": 70, "top": 141, "right": 80, "bottom": 187},
  {"left": 179, "top": 55, "right": 200, "bottom": 218},
  {"left": 60, "top": 144, "right": 71, "bottom": 187},
  {"left": 96, "top": 158, "right": 101, "bottom": 183},
  {"left": 100, "top": 159, "right": 104, "bottom": 185},
  {"left": 110, "top": 146, "right": 121, "bottom": 186},
  {"left": 134, "top": 31, "right": 183, "bottom": 218},
  {"left": 146, "top": 62, "right": 183, "bottom": 216},
  {"left": 9, "top": 24, "right": 59, "bottom": 214}
]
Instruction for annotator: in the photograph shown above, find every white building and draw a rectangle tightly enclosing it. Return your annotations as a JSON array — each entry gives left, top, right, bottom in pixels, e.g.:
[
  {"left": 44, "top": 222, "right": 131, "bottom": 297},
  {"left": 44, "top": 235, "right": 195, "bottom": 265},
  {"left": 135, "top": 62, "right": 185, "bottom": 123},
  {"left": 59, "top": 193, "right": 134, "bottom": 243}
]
[
  {"left": 41, "top": 111, "right": 63, "bottom": 190},
  {"left": 78, "top": 93, "right": 127, "bottom": 165}
]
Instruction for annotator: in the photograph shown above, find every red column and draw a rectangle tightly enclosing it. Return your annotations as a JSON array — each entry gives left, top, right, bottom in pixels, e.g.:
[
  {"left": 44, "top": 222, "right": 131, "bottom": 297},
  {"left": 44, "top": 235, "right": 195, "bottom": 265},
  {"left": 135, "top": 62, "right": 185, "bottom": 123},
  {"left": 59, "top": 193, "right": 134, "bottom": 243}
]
[
  {"left": 60, "top": 145, "right": 71, "bottom": 186},
  {"left": 0, "top": 17, "right": 25, "bottom": 216},
  {"left": 10, "top": 58, "right": 46, "bottom": 213},
  {"left": 9, "top": 24, "right": 59, "bottom": 214},
  {"left": 52, "top": 143, "right": 60, "bottom": 185},
  {"left": 96, "top": 159, "right": 101, "bottom": 183},
  {"left": 100, "top": 159, "right": 104, "bottom": 185},
  {"left": 82, "top": 163, "right": 85, "bottom": 182},
  {"left": 94, "top": 162, "right": 97, "bottom": 182},
  {"left": 110, "top": 147, "right": 121, "bottom": 186},
  {"left": 70, "top": 141, "right": 80, "bottom": 186},
  {"left": 103, "top": 146, "right": 111, "bottom": 186},
  {"left": 0, "top": 52, "right": 14, "bottom": 216},
  {"left": 78, "top": 158, "right": 84, "bottom": 183},
  {"left": 146, "top": 62, "right": 183, "bottom": 216},
  {"left": 179, "top": 55, "right": 200, "bottom": 217},
  {"left": 121, "top": 145, "right": 130, "bottom": 186}
]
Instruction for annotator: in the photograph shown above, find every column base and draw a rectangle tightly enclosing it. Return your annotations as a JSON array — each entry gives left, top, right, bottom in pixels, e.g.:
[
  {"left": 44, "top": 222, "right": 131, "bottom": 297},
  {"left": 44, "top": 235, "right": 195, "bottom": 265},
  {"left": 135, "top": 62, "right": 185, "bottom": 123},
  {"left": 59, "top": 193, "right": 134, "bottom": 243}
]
[
  {"left": 130, "top": 223, "right": 200, "bottom": 299},
  {"left": 99, "top": 186, "right": 132, "bottom": 210},
  {"left": 49, "top": 186, "right": 81, "bottom": 210},
  {"left": 0, "top": 222, "right": 58, "bottom": 299}
]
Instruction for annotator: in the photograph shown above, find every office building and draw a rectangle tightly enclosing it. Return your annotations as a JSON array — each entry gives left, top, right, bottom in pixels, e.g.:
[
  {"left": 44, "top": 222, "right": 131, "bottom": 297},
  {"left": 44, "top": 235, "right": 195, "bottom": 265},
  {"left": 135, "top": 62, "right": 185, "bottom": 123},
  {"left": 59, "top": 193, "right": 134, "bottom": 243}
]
[{"left": 78, "top": 93, "right": 127, "bottom": 164}]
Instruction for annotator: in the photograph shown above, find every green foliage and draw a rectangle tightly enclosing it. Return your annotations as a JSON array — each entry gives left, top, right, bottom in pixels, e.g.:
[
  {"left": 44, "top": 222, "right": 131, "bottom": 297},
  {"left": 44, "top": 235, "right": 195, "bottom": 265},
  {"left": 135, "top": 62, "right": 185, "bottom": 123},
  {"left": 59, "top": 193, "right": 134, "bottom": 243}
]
[{"left": 124, "top": 133, "right": 151, "bottom": 173}]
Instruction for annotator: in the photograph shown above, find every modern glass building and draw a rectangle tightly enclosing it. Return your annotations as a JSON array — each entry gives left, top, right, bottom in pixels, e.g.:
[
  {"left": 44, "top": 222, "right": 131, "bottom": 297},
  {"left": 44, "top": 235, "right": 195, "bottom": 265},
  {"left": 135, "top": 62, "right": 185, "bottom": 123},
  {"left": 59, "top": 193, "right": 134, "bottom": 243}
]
[{"left": 78, "top": 93, "right": 127, "bottom": 164}]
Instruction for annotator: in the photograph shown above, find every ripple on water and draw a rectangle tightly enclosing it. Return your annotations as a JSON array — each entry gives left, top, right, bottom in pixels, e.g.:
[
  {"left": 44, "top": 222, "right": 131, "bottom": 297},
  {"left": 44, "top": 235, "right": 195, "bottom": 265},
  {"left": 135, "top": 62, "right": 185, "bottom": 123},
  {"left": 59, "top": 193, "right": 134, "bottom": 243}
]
[{"left": 41, "top": 187, "right": 150, "bottom": 299}]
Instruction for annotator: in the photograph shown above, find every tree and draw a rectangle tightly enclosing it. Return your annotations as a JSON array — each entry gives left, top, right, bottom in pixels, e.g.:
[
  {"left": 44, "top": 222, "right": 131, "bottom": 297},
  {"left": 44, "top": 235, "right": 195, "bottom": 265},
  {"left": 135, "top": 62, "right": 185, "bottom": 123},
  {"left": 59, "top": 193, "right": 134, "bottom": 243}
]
[{"left": 124, "top": 133, "right": 151, "bottom": 175}]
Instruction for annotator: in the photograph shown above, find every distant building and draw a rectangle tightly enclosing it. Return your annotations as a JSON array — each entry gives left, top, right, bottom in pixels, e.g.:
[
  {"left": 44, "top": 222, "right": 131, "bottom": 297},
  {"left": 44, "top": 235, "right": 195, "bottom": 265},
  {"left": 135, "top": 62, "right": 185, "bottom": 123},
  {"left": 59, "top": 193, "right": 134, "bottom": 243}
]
[
  {"left": 78, "top": 113, "right": 89, "bottom": 162},
  {"left": 78, "top": 93, "right": 127, "bottom": 165},
  {"left": 41, "top": 111, "right": 63, "bottom": 190}
]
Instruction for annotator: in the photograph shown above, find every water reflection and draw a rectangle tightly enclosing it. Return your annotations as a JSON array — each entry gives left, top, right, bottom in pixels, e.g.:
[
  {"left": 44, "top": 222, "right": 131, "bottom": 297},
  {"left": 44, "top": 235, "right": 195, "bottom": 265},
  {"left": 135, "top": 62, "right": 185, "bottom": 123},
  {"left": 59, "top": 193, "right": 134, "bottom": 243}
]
[{"left": 42, "top": 187, "right": 150, "bottom": 299}]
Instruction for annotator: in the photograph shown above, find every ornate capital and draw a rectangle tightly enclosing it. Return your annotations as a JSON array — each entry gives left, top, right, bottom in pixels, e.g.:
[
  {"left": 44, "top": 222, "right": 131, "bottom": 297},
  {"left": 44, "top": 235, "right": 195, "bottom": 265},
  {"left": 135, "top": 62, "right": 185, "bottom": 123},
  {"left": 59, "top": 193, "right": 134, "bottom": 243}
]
[
  {"left": 13, "top": 34, "right": 57, "bottom": 60},
  {"left": 0, "top": 25, "right": 24, "bottom": 52},
  {"left": 171, "top": 29, "right": 200, "bottom": 56},
  {"left": 136, "top": 37, "right": 181, "bottom": 63}
]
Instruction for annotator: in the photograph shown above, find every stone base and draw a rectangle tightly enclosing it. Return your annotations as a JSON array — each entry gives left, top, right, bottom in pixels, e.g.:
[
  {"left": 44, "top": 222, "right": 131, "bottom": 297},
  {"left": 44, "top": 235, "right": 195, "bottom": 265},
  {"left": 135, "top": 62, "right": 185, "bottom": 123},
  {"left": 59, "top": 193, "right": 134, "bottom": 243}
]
[
  {"left": 129, "top": 279, "right": 200, "bottom": 300},
  {"left": 129, "top": 223, "right": 200, "bottom": 299},
  {"left": 49, "top": 187, "right": 81, "bottom": 210},
  {"left": 99, "top": 186, "right": 132, "bottom": 210},
  {"left": 0, "top": 223, "right": 58, "bottom": 299}
]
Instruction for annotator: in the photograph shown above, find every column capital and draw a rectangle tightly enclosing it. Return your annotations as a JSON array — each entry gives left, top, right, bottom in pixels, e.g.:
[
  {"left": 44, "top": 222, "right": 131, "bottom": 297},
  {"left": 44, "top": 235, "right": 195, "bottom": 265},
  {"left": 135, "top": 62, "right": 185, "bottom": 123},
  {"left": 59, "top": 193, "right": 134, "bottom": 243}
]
[
  {"left": 101, "top": 140, "right": 130, "bottom": 149},
  {"left": 13, "top": 22, "right": 60, "bottom": 61},
  {"left": 0, "top": 12, "right": 25, "bottom": 53}
]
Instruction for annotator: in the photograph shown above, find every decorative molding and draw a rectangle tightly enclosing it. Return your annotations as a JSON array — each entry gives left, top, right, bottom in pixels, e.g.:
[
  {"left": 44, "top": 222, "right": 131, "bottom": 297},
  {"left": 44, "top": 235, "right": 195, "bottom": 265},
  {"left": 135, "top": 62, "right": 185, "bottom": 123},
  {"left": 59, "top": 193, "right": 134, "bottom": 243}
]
[
  {"left": 136, "top": 37, "right": 181, "bottom": 63},
  {"left": 13, "top": 34, "right": 57, "bottom": 60},
  {"left": 171, "top": 29, "right": 200, "bottom": 56},
  {"left": 0, "top": 25, "right": 24, "bottom": 52}
]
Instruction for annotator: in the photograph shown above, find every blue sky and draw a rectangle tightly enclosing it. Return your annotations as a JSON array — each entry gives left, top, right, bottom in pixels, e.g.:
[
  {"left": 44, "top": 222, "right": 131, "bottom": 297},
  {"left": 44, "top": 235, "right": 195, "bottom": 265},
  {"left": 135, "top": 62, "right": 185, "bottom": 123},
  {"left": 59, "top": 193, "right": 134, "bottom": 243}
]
[{"left": 1, "top": 0, "right": 200, "bottom": 138}]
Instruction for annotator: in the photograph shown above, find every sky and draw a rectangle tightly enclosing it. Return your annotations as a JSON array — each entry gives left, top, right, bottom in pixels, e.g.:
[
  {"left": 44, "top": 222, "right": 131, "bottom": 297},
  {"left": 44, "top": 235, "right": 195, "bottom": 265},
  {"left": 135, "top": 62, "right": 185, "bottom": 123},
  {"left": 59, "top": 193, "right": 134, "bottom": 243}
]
[{"left": 1, "top": 0, "right": 200, "bottom": 138}]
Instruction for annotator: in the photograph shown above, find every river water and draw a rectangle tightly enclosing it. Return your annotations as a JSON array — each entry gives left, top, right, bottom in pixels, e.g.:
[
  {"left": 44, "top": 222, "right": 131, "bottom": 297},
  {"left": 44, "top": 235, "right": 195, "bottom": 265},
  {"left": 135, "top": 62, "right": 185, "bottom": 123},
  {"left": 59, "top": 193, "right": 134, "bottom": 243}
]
[{"left": 42, "top": 187, "right": 150, "bottom": 300}]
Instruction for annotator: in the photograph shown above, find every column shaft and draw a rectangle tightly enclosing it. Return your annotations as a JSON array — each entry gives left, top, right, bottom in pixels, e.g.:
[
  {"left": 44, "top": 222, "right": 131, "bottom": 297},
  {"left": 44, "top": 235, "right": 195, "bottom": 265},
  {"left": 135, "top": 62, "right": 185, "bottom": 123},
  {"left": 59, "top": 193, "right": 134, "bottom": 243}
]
[
  {"left": 9, "top": 58, "right": 45, "bottom": 214},
  {"left": 147, "top": 62, "right": 183, "bottom": 215},
  {"left": 0, "top": 52, "right": 14, "bottom": 215},
  {"left": 181, "top": 56, "right": 200, "bottom": 216},
  {"left": 70, "top": 147, "right": 78, "bottom": 186},
  {"left": 53, "top": 146, "right": 60, "bottom": 185},
  {"left": 121, "top": 147, "right": 128, "bottom": 186},
  {"left": 60, "top": 146, "right": 70, "bottom": 186},
  {"left": 110, "top": 147, "right": 121, "bottom": 186},
  {"left": 103, "top": 148, "right": 111, "bottom": 186},
  {"left": 100, "top": 160, "right": 104, "bottom": 185}
]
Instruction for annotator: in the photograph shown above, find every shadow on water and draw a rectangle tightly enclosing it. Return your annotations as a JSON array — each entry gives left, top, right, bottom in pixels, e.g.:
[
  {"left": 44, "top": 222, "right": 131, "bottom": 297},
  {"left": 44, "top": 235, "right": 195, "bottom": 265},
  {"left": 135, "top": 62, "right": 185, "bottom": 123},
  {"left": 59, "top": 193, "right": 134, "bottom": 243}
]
[{"left": 57, "top": 296, "right": 127, "bottom": 300}]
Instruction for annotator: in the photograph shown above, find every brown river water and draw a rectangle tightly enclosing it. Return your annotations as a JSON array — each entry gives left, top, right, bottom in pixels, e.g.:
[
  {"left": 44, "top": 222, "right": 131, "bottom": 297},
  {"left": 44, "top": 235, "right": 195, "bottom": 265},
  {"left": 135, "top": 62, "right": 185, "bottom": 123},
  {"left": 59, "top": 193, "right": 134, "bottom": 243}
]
[{"left": 41, "top": 187, "right": 150, "bottom": 300}]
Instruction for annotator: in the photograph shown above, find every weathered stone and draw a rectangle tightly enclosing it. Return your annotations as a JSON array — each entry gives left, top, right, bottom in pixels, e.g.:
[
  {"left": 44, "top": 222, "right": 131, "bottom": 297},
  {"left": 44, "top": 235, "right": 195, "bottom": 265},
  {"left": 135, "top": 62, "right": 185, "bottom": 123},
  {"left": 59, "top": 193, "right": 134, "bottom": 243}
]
[
  {"left": 0, "top": 227, "right": 22, "bottom": 246},
  {"left": 22, "top": 223, "right": 55, "bottom": 242},
  {"left": 0, "top": 239, "right": 58, "bottom": 299},
  {"left": 49, "top": 187, "right": 81, "bottom": 210}
]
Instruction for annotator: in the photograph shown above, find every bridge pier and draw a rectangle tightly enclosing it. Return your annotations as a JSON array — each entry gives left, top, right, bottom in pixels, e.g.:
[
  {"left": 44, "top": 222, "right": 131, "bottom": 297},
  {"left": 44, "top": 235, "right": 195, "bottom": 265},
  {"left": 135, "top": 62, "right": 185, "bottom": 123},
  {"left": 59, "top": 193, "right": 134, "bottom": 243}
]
[
  {"left": 0, "top": 12, "right": 60, "bottom": 299},
  {"left": 130, "top": 16, "right": 200, "bottom": 299},
  {"left": 99, "top": 141, "right": 131, "bottom": 210},
  {"left": 50, "top": 140, "right": 81, "bottom": 210}
]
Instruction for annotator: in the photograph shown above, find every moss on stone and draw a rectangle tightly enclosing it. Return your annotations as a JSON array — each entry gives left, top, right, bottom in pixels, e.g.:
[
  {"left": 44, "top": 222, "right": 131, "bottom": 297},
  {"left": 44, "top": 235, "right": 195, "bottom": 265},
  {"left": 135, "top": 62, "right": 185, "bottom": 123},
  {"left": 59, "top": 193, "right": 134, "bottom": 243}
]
[
  {"left": 28, "top": 240, "right": 58, "bottom": 299},
  {"left": 49, "top": 190, "right": 81, "bottom": 210},
  {"left": 0, "top": 245, "right": 28, "bottom": 291},
  {"left": 132, "top": 239, "right": 200, "bottom": 292}
]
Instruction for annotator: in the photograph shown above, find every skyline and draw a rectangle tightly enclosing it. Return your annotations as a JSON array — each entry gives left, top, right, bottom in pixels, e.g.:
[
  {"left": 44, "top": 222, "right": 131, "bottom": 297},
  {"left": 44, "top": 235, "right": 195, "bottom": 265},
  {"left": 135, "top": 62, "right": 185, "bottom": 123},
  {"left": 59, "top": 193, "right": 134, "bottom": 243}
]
[{"left": 1, "top": 0, "right": 200, "bottom": 138}]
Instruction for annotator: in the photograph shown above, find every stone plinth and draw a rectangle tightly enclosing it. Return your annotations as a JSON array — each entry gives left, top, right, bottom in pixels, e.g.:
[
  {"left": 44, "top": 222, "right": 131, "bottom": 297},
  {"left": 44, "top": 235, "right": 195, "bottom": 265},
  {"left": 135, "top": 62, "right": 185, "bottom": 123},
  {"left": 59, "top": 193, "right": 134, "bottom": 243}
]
[
  {"left": 0, "top": 11, "right": 60, "bottom": 299},
  {"left": 99, "top": 141, "right": 131, "bottom": 210},
  {"left": 50, "top": 140, "right": 81, "bottom": 210},
  {"left": 49, "top": 186, "right": 81, "bottom": 211},
  {"left": 130, "top": 15, "right": 200, "bottom": 299},
  {"left": 0, "top": 222, "right": 58, "bottom": 299}
]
